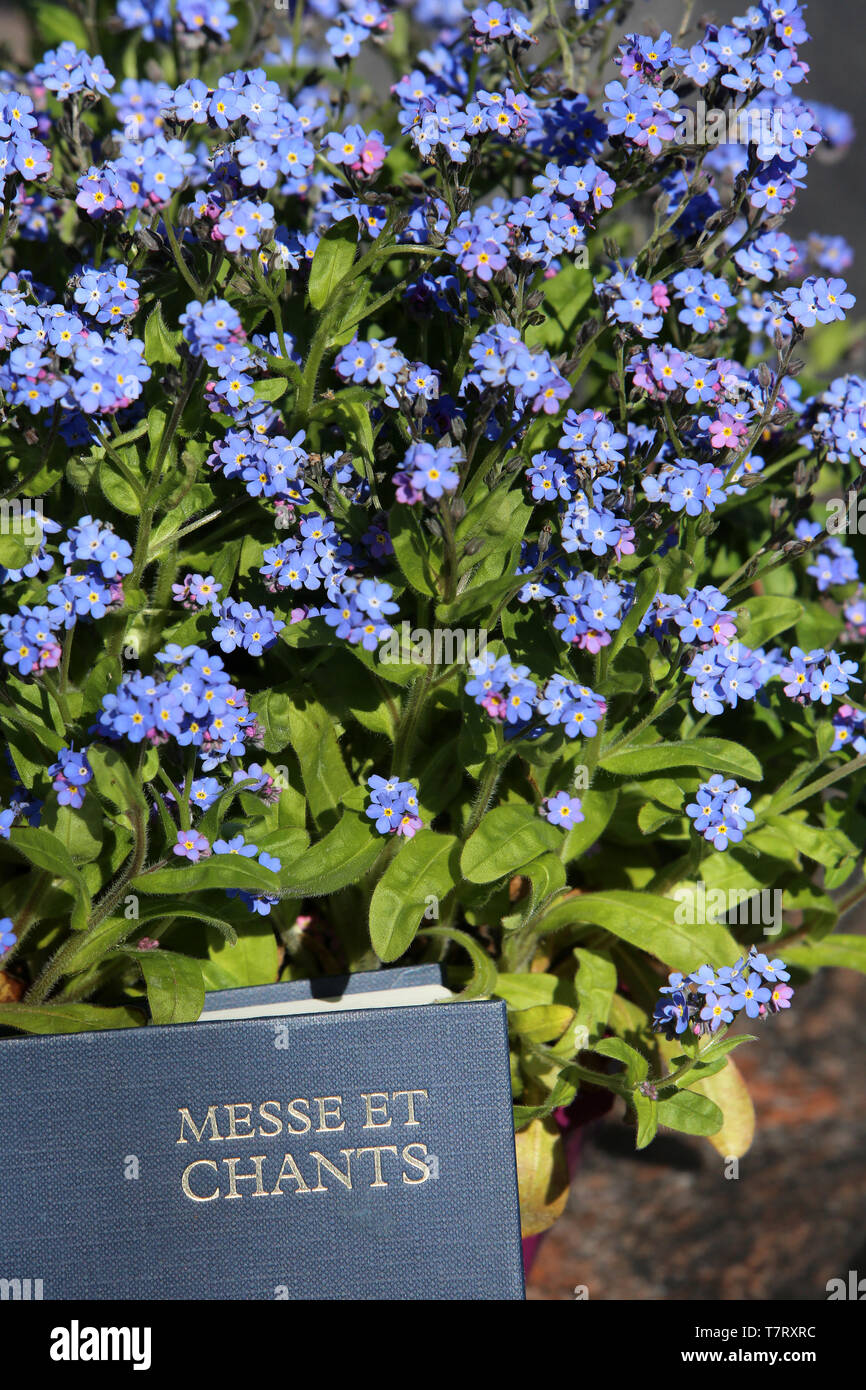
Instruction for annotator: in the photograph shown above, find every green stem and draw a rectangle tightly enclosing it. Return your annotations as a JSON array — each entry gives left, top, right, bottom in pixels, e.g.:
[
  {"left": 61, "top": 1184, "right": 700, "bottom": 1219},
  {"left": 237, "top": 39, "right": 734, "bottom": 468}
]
[
  {"left": 59, "top": 625, "right": 75, "bottom": 697},
  {"left": 25, "top": 805, "right": 148, "bottom": 1004},
  {"left": 772, "top": 752, "right": 866, "bottom": 816},
  {"left": 392, "top": 663, "right": 437, "bottom": 778},
  {"left": 648, "top": 1029, "right": 727, "bottom": 1093},
  {"left": 600, "top": 685, "right": 682, "bottom": 759},
  {"left": 179, "top": 747, "right": 196, "bottom": 832},
  {"left": 0, "top": 198, "right": 11, "bottom": 259},
  {"left": 108, "top": 360, "right": 201, "bottom": 663},
  {"left": 163, "top": 207, "right": 204, "bottom": 300},
  {"left": 462, "top": 746, "right": 514, "bottom": 840},
  {"left": 438, "top": 499, "right": 459, "bottom": 604},
  {"left": 836, "top": 879, "right": 866, "bottom": 921}
]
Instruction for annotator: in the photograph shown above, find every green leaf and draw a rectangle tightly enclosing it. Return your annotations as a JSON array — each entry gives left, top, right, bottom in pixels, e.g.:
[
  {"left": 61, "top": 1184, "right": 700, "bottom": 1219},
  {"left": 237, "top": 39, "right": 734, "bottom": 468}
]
[
  {"left": 99, "top": 456, "right": 143, "bottom": 514},
  {"left": 40, "top": 799, "right": 107, "bottom": 864},
  {"left": 765, "top": 814, "right": 856, "bottom": 869},
  {"left": 148, "top": 482, "right": 215, "bottom": 556},
  {"left": 562, "top": 787, "right": 618, "bottom": 863},
  {"left": 418, "top": 925, "right": 498, "bottom": 999},
  {"left": 32, "top": 2, "right": 90, "bottom": 48},
  {"left": 131, "top": 855, "right": 283, "bottom": 898},
  {"left": 509, "top": 1004, "right": 575, "bottom": 1044},
  {"left": 593, "top": 1036, "right": 649, "bottom": 1087},
  {"left": 254, "top": 684, "right": 294, "bottom": 755},
  {"left": 638, "top": 801, "right": 680, "bottom": 835},
  {"left": 8, "top": 827, "right": 90, "bottom": 930},
  {"left": 513, "top": 1071, "right": 577, "bottom": 1129},
  {"left": 635, "top": 777, "right": 686, "bottom": 811},
  {"left": 779, "top": 882, "right": 837, "bottom": 938},
  {"left": 63, "top": 905, "right": 239, "bottom": 975},
  {"left": 797, "top": 599, "right": 842, "bottom": 653},
  {"left": 389, "top": 503, "right": 438, "bottom": 596},
  {"left": 524, "top": 262, "right": 593, "bottom": 349},
  {"left": 455, "top": 488, "right": 531, "bottom": 587},
  {"left": 600, "top": 737, "right": 762, "bottom": 781},
  {"left": 656, "top": 1088, "right": 723, "bottom": 1137},
  {"left": 202, "top": 919, "right": 279, "bottom": 990},
  {"left": 608, "top": 567, "right": 660, "bottom": 661},
  {"left": 0, "top": 530, "right": 36, "bottom": 569},
  {"left": 602, "top": 643, "right": 651, "bottom": 696},
  {"left": 461, "top": 804, "right": 561, "bottom": 883},
  {"left": 0, "top": 701, "right": 64, "bottom": 759},
  {"left": 436, "top": 572, "right": 522, "bottom": 626},
  {"left": 308, "top": 217, "right": 358, "bottom": 311},
  {"left": 634, "top": 1092, "right": 659, "bottom": 1149},
  {"left": 287, "top": 699, "right": 353, "bottom": 823},
  {"left": 695, "top": 1033, "right": 757, "bottom": 1067},
  {"left": 495, "top": 973, "right": 560, "bottom": 1009},
  {"left": 783, "top": 934, "right": 866, "bottom": 975},
  {"left": 280, "top": 811, "right": 380, "bottom": 896},
  {"left": 143, "top": 301, "right": 181, "bottom": 366},
  {"left": 369, "top": 831, "right": 458, "bottom": 962},
  {"left": 574, "top": 947, "right": 617, "bottom": 1044},
  {"left": 735, "top": 596, "right": 803, "bottom": 649},
  {"left": 0, "top": 1002, "right": 142, "bottom": 1035},
  {"left": 197, "top": 776, "right": 273, "bottom": 843},
  {"left": 690, "top": 1056, "right": 755, "bottom": 1157},
  {"left": 253, "top": 377, "right": 289, "bottom": 402},
  {"left": 87, "top": 744, "right": 148, "bottom": 815},
  {"left": 523, "top": 852, "right": 567, "bottom": 909},
  {"left": 552, "top": 890, "right": 738, "bottom": 973},
  {"left": 122, "top": 948, "right": 204, "bottom": 1025},
  {"left": 514, "top": 1114, "right": 570, "bottom": 1234},
  {"left": 328, "top": 396, "right": 375, "bottom": 465},
  {"left": 61, "top": 916, "right": 143, "bottom": 973}
]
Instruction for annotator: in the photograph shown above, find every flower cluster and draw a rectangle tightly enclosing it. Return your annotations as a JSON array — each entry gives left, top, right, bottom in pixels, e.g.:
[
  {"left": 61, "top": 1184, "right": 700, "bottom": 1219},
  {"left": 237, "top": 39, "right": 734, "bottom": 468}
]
[
  {"left": 0, "top": 90, "right": 52, "bottom": 198},
  {"left": 685, "top": 776, "right": 755, "bottom": 852},
  {"left": 465, "top": 650, "right": 607, "bottom": 738},
  {"left": 653, "top": 948, "right": 794, "bottom": 1039},
  {"left": 94, "top": 645, "right": 257, "bottom": 769},
  {"left": 366, "top": 775, "right": 422, "bottom": 838},
  {"left": 0, "top": 274, "right": 151, "bottom": 420},
  {"left": 48, "top": 747, "right": 94, "bottom": 810},
  {"left": 211, "top": 599, "right": 284, "bottom": 656}
]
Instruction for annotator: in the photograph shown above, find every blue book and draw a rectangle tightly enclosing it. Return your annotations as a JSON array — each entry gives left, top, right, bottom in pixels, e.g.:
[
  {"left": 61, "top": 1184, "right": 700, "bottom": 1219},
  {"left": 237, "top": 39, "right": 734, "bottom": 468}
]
[{"left": 0, "top": 970, "right": 524, "bottom": 1300}]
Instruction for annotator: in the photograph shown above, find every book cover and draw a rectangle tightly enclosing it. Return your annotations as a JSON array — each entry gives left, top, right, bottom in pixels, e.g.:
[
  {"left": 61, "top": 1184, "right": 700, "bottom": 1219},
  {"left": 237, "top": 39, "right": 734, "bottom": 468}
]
[{"left": 0, "top": 993, "right": 524, "bottom": 1300}]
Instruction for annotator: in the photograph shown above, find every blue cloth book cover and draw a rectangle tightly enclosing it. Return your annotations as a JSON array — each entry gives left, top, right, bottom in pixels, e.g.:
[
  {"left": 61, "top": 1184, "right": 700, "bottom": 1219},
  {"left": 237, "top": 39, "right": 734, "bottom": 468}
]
[{"left": 0, "top": 972, "right": 524, "bottom": 1300}]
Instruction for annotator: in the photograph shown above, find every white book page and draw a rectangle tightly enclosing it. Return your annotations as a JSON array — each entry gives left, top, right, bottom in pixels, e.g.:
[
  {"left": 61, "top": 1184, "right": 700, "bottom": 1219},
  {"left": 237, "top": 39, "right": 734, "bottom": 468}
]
[{"left": 199, "top": 982, "right": 453, "bottom": 1021}]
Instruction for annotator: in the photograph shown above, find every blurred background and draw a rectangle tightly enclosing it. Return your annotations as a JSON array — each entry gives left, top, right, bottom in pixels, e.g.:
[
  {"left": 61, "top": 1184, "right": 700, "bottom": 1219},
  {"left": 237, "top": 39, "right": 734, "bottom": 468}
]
[{"left": 527, "top": 0, "right": 866, "bottom": 1302}]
